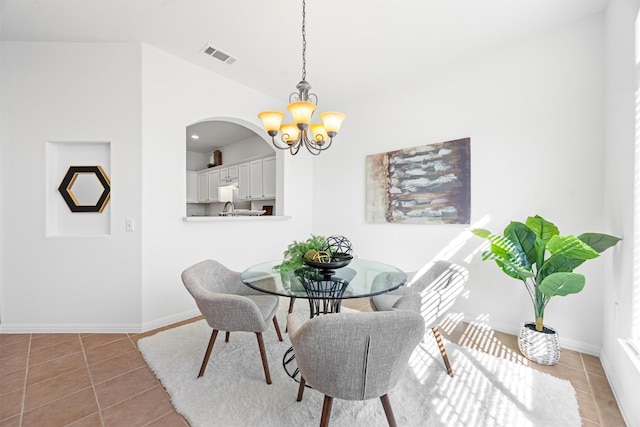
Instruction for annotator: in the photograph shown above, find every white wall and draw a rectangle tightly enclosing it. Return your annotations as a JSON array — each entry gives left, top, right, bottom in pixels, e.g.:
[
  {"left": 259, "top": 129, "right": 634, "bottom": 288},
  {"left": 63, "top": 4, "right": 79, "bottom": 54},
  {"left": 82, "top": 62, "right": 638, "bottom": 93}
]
[
  {"left": 314, "top": 14, "right": 608, "bottom": 353},
  {"left": 601, "top": 0, "right": 640, "bottom": 425},
  {"left": 0, "top": 41, "right": 315, "bottom": 332},
  {"left": 0, "top": 42, "right": 143, "bottom": 330},
  {"left": 138, "top": 44, "right": 313, "bottom": 329}
]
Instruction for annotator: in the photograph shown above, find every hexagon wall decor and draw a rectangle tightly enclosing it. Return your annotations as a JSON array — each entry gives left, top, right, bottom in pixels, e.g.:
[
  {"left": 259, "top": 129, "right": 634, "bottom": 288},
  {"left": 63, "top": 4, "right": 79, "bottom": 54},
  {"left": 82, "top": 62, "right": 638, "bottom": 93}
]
[{"left": 58, "top": 165, "right": 111, "bottom": 213}]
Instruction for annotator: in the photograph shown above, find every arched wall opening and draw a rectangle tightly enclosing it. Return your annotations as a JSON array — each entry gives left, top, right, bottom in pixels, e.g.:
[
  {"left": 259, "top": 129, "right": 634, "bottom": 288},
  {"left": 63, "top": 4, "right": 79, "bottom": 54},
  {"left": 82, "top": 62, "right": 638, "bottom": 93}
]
[{"left": 184, "top": 117, "right": 284, "bottom": 217}]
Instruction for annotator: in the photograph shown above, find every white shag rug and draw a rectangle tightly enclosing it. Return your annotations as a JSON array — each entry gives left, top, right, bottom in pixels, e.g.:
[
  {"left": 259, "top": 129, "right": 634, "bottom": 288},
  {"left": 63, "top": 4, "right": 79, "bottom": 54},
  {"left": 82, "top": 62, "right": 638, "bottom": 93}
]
[{"left": 138, "top": 304, "right": 580, "bottom": 427}]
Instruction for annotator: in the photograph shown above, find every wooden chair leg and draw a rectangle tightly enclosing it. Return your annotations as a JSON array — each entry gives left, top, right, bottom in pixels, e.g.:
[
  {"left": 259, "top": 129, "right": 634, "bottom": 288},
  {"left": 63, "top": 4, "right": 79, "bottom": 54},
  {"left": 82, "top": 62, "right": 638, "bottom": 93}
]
[
  {"left": 432, "top": 327, "right": 454, "bottom": 377},
  {"left": 255, "top": 332, "right": 272, "bottom": 384},
  {"left": 320, "top": 395, "right": 333, "bottom": 427},
  {"left": 198, "top": 329, "right": 218, "bottom": 378},
  {"left": 380, "top": 394, "right": 397, "bottom": 427},
  {"left": 273, "top": 316, "right": 283, "bottom": 342},
  {"left": 225, "top": 331, "right": 230, "bottom": 342},
  {"left": 296, "top": 376, "right": 306, "bottom": 401}
]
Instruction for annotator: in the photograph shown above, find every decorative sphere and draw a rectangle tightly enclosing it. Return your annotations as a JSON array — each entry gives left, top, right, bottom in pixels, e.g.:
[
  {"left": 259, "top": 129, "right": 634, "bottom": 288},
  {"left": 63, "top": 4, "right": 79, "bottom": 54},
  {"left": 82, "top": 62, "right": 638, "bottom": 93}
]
[{"left": 323, "top": 235, "right": 353, "bottom": 258}]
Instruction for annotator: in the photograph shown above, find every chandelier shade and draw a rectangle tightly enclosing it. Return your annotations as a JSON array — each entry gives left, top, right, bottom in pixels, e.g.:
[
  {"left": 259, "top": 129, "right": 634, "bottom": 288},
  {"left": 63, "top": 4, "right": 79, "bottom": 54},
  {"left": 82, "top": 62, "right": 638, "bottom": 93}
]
[
  {"left": 319, "top": 112, "right": 346, "bottom": 136},
  {"left": 258, "top": 0, "right": 345, "bottom": 156},
  {"left": 287, "top": 101, "right": 316, "bottom": 127},
  {"left": 280, "top": 123, "right": 300, "bottom": 144},
  {"left": 309, "top": 123, "right": 328, "bottom": 143},
  {"left": 257, "top": 111, "right": 285, "bottom": 135}
]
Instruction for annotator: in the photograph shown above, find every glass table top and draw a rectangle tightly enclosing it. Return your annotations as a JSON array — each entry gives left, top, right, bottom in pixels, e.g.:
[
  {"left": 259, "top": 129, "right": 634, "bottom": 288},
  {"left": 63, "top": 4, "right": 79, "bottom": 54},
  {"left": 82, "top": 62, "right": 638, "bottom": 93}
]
[{"left": 240, "top": 258, "right": 407, "bottom": 300}]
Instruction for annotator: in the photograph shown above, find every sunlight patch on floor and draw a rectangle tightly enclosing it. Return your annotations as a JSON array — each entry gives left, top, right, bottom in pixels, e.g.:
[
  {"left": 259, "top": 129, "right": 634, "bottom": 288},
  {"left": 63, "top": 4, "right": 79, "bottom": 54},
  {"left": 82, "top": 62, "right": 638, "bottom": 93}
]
[{"left": 408, "top": 334, "right": 538, "bottom": 426}]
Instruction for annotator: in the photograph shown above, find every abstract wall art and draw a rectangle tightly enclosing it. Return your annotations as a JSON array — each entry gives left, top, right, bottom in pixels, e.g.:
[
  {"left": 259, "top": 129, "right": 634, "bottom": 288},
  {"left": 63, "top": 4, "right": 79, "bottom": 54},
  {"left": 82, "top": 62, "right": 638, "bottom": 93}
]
[{"left": 366, "top": 137, "right": 470, "bottom": 224}]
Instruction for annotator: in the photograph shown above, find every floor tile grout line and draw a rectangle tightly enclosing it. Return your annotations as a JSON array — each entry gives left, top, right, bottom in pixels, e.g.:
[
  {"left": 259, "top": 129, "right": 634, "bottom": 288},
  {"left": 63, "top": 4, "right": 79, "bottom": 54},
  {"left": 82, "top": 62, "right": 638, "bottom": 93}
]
[
  {"left": 79, "top": 333, "right": 106, "bottom": 427},
  {"left": 581, "top": 352, "right": 605, "bottom": 426},
  {"left": 25, "top": 364, "right": 90, "bottom": 389},
  {"left": 89, "top": 365, "right": 160, "bottom": 412},
  {"left": 0, "top": 337, "right": 31, "bottom": 350},
  {"left": 99, "top": 384, "right": 166, "bottom": 416},
  {"left": 91, "top": 363, "right": 149, "bottom": 387},
  {"left": 21, "top": 385, "right": 96, "bottom": 420},
  {"left": 65, "top": 411, "right": 103, "bottom": 427},
  {"left": 141, "top": 408, "right": 179, "bottom": 427},
  {"left": 18, "top": 334, "right": 32, "bottom": 427},
  {"left": 84, "top": 347, "right": 140, "bottom": 371}
]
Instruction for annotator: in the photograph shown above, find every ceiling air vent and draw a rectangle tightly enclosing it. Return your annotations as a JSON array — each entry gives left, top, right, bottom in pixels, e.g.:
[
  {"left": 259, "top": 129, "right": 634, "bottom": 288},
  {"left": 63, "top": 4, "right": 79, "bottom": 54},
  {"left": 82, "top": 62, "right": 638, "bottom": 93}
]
[{"left": 201, "top": 44, "right": 237, "bottom": 65}]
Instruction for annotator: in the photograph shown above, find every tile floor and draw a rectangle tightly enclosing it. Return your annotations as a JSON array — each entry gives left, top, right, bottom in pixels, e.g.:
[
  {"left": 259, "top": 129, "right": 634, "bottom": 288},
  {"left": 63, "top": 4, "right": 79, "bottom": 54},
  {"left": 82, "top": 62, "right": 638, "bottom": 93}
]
[{"left": 0, "top": 299, "right": 627, "bottom": 427}]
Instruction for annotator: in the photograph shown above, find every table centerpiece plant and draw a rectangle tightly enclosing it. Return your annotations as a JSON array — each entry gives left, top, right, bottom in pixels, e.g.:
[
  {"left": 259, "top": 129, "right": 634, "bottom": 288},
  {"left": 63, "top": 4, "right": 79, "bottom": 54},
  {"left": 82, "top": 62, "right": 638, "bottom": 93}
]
[
  {"left": 273, "top": 234, "right": 328, "bottom": 275},
  {"left": 471, "top": 214, "right": 621, "bottom": 365}
]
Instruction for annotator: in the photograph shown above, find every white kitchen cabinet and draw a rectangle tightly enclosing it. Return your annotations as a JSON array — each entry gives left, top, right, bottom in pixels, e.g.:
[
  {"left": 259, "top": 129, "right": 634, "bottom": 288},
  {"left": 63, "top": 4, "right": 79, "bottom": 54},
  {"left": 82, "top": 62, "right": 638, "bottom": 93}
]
[
  {"left": 237, "top": 156, "right": 276, "bottom": 201},
  {"left": 249, "top": 159, "right": 263, "bottom": 199},
  {"left": 228, "top": 164, "right": 239, "bottom": 180},
  {"left": 191, "top": 156, "right": 275, "bottom": 206},
  {"left": 218, "top": 164, "right": 239, "bottom": 186},
  {"left": 219, "top": 167, "right": 229, "bottom": 183},
  {"left": 197, "top": 171, "right": 209, "bottom": 202},
  {"left": 187, "top": 172, "right": 198, "bottom": 203},
  {"left": 238, "top": 162, "right": 250, "bottom": 200},
  {"left": 207, "top": 169, "right": 220, "bottom": 202},
  {"left": 262, "top": 156, "right": 276, "bottom": 198}
]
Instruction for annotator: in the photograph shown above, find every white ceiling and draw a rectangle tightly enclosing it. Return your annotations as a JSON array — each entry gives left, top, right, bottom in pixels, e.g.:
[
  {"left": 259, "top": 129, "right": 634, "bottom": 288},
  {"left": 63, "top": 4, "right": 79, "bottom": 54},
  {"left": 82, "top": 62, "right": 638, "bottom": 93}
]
[
  {"left": 1, "top": 0, "right": 609, "bottom": 152},
  {"left": 186, "top": 121, "right": 257, "bottom": 153}
]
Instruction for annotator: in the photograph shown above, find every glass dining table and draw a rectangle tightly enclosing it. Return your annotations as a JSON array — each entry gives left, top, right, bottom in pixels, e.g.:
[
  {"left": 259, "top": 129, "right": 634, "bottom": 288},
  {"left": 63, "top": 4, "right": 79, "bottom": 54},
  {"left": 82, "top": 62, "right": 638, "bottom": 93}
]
[
  {"left": 241, "top": 258, "right": 408, "bottom": 379},
  {"left": 240, "top": 258, "right": 408, "bottom": 317}
]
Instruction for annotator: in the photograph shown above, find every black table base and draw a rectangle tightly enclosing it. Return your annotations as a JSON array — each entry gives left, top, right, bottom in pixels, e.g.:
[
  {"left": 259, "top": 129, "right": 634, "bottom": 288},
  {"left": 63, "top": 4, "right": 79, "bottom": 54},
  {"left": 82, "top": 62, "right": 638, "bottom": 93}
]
[{"left": 283, "top": 275, "right": 349, "bottom": 381}]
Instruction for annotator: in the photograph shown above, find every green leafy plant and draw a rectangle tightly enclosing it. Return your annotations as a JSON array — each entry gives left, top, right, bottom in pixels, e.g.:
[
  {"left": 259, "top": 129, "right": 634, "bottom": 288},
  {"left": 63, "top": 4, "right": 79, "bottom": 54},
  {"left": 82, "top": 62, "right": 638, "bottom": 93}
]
[
  {"left": 274, "top": 235, "right": 327, "bottom": 274},
  {"left": 471, "top": 215, "right": 621, "bottom": 332}
]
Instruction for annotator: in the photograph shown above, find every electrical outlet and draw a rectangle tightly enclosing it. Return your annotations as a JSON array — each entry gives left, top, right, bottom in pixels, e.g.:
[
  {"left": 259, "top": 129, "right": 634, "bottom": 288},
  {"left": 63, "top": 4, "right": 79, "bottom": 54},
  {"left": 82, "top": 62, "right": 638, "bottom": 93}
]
[{"left": 126, "top": 218, "right": 135, "bottom": 232}]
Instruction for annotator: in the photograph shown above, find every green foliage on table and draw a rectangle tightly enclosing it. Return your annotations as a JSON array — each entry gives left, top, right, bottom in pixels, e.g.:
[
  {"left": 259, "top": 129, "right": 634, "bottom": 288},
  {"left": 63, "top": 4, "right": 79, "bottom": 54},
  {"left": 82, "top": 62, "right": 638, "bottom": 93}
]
[
  {"left": 274, "top": 235, "right": 327, "bottom": 274},
  {"left": 471, "top": 215, "right": 621, "bottom": 332}
]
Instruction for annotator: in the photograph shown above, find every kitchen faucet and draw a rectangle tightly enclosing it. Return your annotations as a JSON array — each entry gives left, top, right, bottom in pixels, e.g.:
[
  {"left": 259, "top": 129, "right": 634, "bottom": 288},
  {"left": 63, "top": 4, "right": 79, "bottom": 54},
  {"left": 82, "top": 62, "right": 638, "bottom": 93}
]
[{"left": 223, "top": 201, "right": 234, "bottom": 213}]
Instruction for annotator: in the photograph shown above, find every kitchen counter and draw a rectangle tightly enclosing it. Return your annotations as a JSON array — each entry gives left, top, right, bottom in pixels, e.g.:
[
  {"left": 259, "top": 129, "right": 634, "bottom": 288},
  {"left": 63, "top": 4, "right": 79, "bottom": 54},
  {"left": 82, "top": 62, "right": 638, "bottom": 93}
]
[{"left": 183, "top": 215, "right": 291, "bottom": 222}]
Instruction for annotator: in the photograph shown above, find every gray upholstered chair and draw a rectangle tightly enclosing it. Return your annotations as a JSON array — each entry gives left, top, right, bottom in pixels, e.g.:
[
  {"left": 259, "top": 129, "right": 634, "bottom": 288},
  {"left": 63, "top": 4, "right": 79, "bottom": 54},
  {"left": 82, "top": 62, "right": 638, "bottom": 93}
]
[
  {"left": 287, "top": 310, "right": 425, "bottom": 427},
  {"left": 181, "top": 259, "right": 283, "bottom": 384},
  {"left": 370, "top": 260, "right": 468, "bottom": 377}
]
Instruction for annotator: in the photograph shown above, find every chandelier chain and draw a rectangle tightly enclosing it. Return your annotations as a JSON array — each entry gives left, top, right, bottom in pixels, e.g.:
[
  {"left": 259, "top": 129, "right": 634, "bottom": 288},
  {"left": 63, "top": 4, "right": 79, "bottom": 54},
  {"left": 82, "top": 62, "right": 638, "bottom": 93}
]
[{"left": 301, "top": 0, "right": 306, "bottom": 81}]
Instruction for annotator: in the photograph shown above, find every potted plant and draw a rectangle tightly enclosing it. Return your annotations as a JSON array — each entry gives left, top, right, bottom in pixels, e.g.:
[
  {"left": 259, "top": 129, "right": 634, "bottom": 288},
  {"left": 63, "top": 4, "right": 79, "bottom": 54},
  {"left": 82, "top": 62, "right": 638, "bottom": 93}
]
[
  {"left": 274, "top": 234, "right": 328, "bottom": 275},
  {"left": 471, "top": 215, "right": 621, "bottom": 365}
]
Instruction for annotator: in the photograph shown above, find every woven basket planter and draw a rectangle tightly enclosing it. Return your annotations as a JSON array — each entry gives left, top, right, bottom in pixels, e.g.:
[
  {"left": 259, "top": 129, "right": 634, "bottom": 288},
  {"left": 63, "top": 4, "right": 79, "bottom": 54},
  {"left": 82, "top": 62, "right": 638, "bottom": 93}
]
[{"left": 517, "top": 322, "right": 560, "bottom": 366}]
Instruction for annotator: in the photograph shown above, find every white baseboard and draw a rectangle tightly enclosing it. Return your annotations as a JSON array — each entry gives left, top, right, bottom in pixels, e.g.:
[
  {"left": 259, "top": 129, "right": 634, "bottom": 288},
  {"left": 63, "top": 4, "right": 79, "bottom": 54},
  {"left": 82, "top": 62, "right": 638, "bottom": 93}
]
[
  {"left": 0, "top": 323, "right": 142, "bottom": 334},
  {"left": 599, "top": 340, "right": 640, "bottom": 427},
  {"left": 447, "top": 312, "right": 601, "bottom": 356},
  {"left": 140, "top": 309, "right": 201, "bottom": 333},
  {"left": 0, "top": 308, "right": 201, "bottom": 334}
]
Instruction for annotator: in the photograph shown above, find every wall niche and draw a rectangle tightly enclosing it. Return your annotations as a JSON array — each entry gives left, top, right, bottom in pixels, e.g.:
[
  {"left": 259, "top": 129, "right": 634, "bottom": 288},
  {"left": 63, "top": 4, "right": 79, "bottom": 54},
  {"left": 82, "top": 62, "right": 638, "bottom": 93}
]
[{"left": 46, "top": 141, "right": 111, "bottom": 236}]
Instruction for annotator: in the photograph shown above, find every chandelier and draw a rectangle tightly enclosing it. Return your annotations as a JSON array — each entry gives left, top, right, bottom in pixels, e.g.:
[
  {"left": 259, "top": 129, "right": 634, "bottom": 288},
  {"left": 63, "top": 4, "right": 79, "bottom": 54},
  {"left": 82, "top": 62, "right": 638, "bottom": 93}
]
[{"left": 258, "top": 0, "right": 345, "bottom": 156}]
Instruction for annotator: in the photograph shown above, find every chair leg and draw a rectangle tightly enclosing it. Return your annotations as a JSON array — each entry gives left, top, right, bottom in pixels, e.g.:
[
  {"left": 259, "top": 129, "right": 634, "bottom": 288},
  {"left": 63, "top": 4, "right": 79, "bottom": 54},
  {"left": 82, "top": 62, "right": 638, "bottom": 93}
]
[
  {"left": 380, "top": 394, "right": 397, "bottom": 427},
  {"left": 296, "top": 376, "right": 306, "bottom": 401},
  {"left": 432, "top": 327, "right": 454, "bottom": 377},
  {"left": 320, "top": 395, "right": 333, "bottom": 427},
  {"left": 273, "top": 316, "right": 283, "bottom": 342},
  {"left": 255, "top": 332, "right": 272, "bottom": 384},
  {"left": 225, "top": 331, "right": 230, "bottom": 343},
  {"left": 198, "top": 329, "right": 218, "bottom": 378}
]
